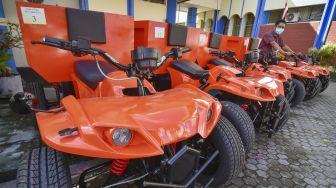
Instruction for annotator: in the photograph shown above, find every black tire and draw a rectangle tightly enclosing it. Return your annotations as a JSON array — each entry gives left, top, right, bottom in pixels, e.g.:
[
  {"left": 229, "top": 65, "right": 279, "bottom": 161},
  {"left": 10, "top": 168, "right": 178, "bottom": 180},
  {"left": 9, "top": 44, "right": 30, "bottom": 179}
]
[
  {"left": 26, "top": 82, "right": 47, "bottom": 110},
  {"left": 198, "top": 116, "right": 245, "bottom": 187},
  {"left": 304, "top": 78, "right": 322, "bottom": 100},
  {"left": 220, "top": 101, "right": 255, "bottom": 153},
  {"left": 17, "top": 147, "right": 72, "bottom": 188},
  {"left": 275, "top": 96, "right": 290, "bottom": 132},
  {"left": 290, "top": 78, "right": 306, "bottom": 107},
  {"left": 319, "top": 75, "right": 330, "bottom": 93}
]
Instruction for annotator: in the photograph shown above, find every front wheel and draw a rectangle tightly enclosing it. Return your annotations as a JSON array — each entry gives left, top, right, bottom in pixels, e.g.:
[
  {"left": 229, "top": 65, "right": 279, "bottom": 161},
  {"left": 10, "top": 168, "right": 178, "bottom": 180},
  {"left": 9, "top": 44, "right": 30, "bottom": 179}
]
[
  {"left": 304, "top": 78, "right": 322, "bottom": 100},
  {"left": 17, "top": 146, "right": 72, "bottom": 188},
  {"left": 319, "top": 75, "right": 330, "bottom": 93},
  {"left": 197, "top": 116, "right": 245, "bottom": 187},
  {"left": 290, "top": 78, "right": 306, "bottom": 107},
  {"left": 220, "top": 101, "right": 255, "bottom": 153}
]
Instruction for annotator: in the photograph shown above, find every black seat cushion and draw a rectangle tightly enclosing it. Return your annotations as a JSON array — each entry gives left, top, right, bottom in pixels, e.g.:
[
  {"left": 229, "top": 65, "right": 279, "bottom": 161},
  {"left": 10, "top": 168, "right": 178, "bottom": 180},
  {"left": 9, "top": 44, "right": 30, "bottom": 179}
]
[
  {"left": 209, "top": 58, "right": 233, "bottom": 66},
  {"left": 171, "top": 59, "right": 209, "bottom": 80},
  {"left": 75, "top": 60, "right": 116, "bottom": 90}
]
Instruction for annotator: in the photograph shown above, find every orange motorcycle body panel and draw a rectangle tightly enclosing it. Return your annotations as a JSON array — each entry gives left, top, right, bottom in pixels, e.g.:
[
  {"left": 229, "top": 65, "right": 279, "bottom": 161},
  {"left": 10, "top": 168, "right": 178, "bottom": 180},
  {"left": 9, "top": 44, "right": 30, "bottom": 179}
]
[
  {"left": 168, "top": 65, "right": 283, "bottom": 102},
  {"left": 36, "top": 84, "right": 222, "bottom": 159},
  {"left": 244, "top": 63, "right": 292, "bottom": 83},
  {"left": 278, "top": 61, "right": 319, "bottom": 78},
  {"left": 296, "top": 61, "right": 331, "bottom": 76},
  {"left": 17, "top": 2, "right": 134, "bottom": 82}
]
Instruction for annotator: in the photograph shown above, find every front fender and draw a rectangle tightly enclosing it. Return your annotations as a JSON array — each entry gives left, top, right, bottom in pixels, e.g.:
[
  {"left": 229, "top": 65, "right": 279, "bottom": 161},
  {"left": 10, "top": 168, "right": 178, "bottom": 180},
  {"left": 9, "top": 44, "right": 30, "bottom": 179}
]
[
  {"left": 37, "top": 85, "right": 222, "bottom": 159},
  {"left": 278, "top": 61, "right": 317, "bottom": 79}
]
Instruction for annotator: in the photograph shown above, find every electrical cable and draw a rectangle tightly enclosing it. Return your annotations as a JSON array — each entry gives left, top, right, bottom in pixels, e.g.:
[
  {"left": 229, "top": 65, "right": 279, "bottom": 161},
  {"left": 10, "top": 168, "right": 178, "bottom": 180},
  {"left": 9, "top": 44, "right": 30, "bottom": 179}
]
[{"left": 94, "top": 55, "right": 145, "bottom": 95}]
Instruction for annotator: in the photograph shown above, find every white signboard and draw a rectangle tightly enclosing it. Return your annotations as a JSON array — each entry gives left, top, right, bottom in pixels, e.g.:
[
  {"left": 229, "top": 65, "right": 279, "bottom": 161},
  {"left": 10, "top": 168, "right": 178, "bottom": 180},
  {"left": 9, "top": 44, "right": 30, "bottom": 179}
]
[
  {"left": 199, "top": 34, "right": 207, "bottom": 44},
  {"left": 21, "top": 7, "right": 47, "bottom": 25},
  {"left": 154, "top": 27, "right": 165, "bottom": 38}
]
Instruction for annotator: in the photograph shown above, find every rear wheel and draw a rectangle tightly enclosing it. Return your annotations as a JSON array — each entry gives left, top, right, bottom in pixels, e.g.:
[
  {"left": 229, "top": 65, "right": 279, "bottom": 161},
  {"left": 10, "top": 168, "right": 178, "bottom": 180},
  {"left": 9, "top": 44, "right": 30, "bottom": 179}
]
[
  {"left": 275, "top": 95, "right": 290, "bottom": 132},
  {"left": 220, "top": 101, "right": 255, "bottom": 153},
  {"left": 304, "top": 78, "right": 322, "bottom": 100},
  {"left": 198, "top": 116, "right": 245, "bottom": 187},
  {"left": 17, "top": 146, "right": 72, "bottom": 188},
  {"left": 290, "top": 78, "right": 306, "bottom": 107}
]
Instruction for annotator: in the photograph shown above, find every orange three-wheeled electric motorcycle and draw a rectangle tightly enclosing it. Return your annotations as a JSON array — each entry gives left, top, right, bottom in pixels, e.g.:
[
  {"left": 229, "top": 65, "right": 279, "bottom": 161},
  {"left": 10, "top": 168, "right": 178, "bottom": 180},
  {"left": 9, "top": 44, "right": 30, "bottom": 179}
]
[
  {"left": 275, "top": 53, "right": 325, "bottom": 100},
  {"left": 209, "top": 49, "right": 306, "bottom": 107},
  {"left": 281, "top": 53, "right": 331, "bottom": 94},
  {"left": 134, "top": 23, "right": 288, "bottom": 138}
]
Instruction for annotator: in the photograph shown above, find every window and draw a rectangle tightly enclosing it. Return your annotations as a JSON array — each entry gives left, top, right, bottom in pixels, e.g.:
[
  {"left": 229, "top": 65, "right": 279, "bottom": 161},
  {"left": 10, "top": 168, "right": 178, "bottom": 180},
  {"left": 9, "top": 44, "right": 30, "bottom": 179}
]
[
  {"left": 205, "top": 18, "right": 213, "bottom": 32},
  {"left": 268, "top": 4, "right": 325, "bottom": 23},
  {"left": 176, "top": 11, "right": 187, "bottom": 25},
  {"left": 244, "top": 13, "right": 255, "bottom": 37},
  {"left": 231, "top": 15, "right": 241, "bottom": 36},
  {"left": 141, "top": 0, "right": 165, "bottom": 4}
]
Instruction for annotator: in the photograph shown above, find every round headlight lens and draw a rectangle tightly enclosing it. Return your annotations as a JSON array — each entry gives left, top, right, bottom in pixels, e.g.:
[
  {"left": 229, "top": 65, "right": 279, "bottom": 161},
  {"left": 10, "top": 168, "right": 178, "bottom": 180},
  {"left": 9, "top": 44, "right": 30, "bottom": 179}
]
[
  {"left": 207, "top": 109, "right": 212, "bottom": 121},
  {"left": 112, "top": 128, "right": 132, "bottom": 146},
  {"left": 258, "top": 88, "right": 263, "bottom": 96}
]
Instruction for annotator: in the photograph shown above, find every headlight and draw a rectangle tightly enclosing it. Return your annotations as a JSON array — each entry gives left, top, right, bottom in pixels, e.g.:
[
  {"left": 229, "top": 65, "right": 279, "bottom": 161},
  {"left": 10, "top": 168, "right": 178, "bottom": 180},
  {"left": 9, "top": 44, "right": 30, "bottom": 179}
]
[
  {"left": 207, "top": 109, "right": 212, "bottom": 121},
  {"left": 258, "top": 88, "right": 263, "bottom": 96},
  {"left": 112, "top": 128, "right": 132, "bottom": 146}
]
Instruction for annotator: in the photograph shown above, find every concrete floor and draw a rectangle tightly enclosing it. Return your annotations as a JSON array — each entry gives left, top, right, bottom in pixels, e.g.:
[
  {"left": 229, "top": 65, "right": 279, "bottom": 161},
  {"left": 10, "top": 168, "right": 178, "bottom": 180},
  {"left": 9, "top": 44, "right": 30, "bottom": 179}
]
[{"left": 0, "top": 83, "right": 336, "bottom": 187}]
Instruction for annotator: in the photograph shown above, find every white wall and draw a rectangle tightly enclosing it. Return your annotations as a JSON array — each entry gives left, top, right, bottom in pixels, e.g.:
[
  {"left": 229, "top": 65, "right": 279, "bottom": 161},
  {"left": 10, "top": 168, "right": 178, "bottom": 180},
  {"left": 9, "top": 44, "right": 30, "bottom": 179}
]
[
  {"left": 265, "top": 0, "right": 326, "bottom": 11},
  {"left": 243, "top": 0, "right": 258, "bottom": 15},
  {"left": 88, "top": 0, "right": 127, "bottom": 15},
  {"left": 218, "top": 0, "right": 230, "bottom": 18},
  {"left": 134, "top": 0, "right": 166, "bottom": 22},
  {"left": 186, "top": 0, "right": 221, "bottom": 10},
  {"left": 230, "top": 0, "right": 243, "bottom": 17}
]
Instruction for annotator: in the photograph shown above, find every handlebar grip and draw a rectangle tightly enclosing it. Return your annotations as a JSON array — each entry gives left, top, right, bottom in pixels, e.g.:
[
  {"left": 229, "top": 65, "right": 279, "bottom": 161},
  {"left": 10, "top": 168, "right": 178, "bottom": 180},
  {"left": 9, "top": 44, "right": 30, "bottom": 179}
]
[
  {"left": 43, "top": 37, "right": 68, "bottom": 45},
  {"left": 182, "top": 47, "right": 191, "bottom": 53}
]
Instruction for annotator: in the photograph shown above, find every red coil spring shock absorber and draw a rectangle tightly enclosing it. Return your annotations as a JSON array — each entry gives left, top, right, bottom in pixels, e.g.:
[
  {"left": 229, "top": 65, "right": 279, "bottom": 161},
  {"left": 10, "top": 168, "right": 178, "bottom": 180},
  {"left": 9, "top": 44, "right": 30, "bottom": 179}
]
[{"left": 110, "top": 159, "right": 129, "bottom": 176}]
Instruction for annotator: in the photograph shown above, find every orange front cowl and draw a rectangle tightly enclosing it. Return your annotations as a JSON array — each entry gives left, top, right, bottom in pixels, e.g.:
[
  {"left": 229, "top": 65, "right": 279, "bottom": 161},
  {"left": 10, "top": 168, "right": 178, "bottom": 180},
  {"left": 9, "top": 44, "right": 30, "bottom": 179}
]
[
  {"left": 278, "top": 61, "right": 319, "bottom": 78},
  {"left": 205, "top": 66, "right": 284, "bottom": 101},
  {"left": 36, "top": 84, "right": 221, "bottom": 159}
]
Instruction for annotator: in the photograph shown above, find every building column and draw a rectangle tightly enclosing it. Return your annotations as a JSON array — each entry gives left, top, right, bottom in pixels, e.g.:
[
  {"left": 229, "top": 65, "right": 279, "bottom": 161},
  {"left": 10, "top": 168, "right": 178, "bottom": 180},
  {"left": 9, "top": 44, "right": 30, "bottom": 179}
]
[
  {"left": 79, "top": 0, "right": 89, "bottom": 10},
  {"left": 251, "top": 0, "right": 268, "bottom": 38},
  {"left": 314, "top": 0, "right": 336, "bottom": 48},
  {"left": 238, "top": 0, "right": 246, "bottom": 36},
  {"left": 187, "top": 7, "right": 197, "bottom": 27},
  {"left": 211, "top": 10, "right": 219, "bottom": 32},
  {"left": 216, "top": 16, "right": 226, "bottom": 34},
  {"left": 0, "top": 0, "right": 17, "bottom": 74},
  {"left": 127, "top": 0, "right": 134, "bottom": 16},
  {"left": 166, "top": 0, "right": 177, "bottom": 24}
]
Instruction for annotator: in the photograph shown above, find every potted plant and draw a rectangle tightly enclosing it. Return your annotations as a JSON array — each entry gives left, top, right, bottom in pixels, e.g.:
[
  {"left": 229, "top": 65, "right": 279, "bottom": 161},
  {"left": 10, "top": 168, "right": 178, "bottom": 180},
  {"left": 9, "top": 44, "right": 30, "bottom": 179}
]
[
  {"left": 0, "top": 22, "right": 24, "bottom": 98},
  {"left": 309, "top": 43, "right": 336, "bottom": 80}
]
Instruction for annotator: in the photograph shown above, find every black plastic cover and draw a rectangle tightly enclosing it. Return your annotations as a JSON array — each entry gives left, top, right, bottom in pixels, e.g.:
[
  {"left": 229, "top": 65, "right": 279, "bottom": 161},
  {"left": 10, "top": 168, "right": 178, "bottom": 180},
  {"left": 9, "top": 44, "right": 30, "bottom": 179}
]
[
  {"left": 66, "top": 8, "right": 106, "bottom": 43},
  {"left": 131, "top": 47, "right": 161, "bottom": 71},
  {"left": 245, "top": 51, "right": 260, "bottom": 63},
  {"left": 209, "top": 32, "right": 222, "bottom": 49},
  {"left": 168, "top": 24, "right": 188, "bottom": 46}
]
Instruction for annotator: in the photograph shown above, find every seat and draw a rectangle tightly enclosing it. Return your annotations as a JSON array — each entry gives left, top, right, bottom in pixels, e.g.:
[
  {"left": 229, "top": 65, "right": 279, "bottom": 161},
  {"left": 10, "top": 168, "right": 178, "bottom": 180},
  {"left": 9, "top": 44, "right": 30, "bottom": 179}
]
[
  {"left": 209, "top": 58, "right": 233, "bottom": 66},
  {"left": 74, "top": 60, "right": 116, "bottom": 90},
  {"left": 171, "top": 59, "right": 209, "bottom": 80}
]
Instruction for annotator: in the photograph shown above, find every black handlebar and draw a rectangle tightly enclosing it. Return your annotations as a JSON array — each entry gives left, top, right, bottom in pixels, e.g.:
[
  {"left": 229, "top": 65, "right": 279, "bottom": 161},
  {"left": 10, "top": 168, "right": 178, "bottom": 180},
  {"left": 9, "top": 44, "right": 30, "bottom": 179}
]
[{"left": 31, "top": 37, "right": 130, "bottom": 71}]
